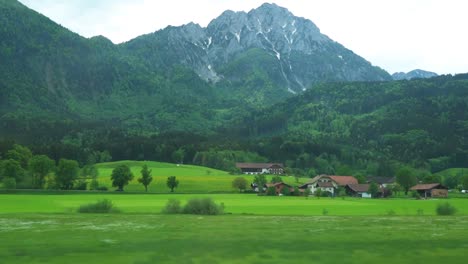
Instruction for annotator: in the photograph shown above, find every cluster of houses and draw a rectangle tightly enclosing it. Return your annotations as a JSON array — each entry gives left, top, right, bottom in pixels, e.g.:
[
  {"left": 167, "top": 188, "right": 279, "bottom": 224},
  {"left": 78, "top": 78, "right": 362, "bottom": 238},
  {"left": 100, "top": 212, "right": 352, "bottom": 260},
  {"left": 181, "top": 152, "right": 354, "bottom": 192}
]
[{"left": 236, "top": 163, "right": 448, "bottom": 198}]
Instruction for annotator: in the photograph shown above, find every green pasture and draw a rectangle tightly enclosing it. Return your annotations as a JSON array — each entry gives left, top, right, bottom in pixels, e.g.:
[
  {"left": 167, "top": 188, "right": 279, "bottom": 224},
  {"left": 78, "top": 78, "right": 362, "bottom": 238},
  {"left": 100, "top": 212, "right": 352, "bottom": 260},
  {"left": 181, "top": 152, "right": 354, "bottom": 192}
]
[
  {"left": 0, "top": 213, "right": 467, "bottom": 264},
  {"left": 93, "top": 161, "right": 307, "bottom": 193},
  {"left": 1, "top": 194, "right": 467, "bottom": 216},
  {"left": 1, "top": 194, "right": 468, "bottom": 263}
]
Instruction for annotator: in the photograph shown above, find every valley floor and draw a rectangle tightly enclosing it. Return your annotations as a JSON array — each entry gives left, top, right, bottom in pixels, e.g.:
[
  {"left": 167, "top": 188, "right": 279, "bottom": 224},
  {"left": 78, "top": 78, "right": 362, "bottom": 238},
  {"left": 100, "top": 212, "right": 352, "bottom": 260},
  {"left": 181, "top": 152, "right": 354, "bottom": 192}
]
[
  {"left": 1, "top": 194, "right": 467, "bottom": 263},
  {"left": 0, "top": 213, "right": 467, "bottom": 264}
]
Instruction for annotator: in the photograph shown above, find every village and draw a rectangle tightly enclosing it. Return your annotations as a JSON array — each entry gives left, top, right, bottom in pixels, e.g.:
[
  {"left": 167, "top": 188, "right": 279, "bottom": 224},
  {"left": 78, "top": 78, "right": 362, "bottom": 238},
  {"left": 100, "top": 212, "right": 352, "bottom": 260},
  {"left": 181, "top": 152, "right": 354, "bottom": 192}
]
[{"left": 236, "top": 162, "right": 449, "bottom": 198}]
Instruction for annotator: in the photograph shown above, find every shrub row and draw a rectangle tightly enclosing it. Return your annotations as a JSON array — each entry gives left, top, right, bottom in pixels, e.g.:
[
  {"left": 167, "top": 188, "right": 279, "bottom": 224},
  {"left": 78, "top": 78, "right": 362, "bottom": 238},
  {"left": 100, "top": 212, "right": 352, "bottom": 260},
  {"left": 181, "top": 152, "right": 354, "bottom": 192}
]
[
  {"left": 162, "top": 198, "right": 224, "bottom": 215},
  {"left": 78, "top": 199, "right": 120, "bottom": 213}
]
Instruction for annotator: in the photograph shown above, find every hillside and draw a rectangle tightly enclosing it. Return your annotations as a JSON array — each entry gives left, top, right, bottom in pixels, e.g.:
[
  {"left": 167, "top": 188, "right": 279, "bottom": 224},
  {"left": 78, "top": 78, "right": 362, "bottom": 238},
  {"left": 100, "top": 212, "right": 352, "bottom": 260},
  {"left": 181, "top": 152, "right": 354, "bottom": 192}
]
[
  {"left": 1, "top": 0, "right": 390, "bottom": 136},
  {"left": 93, "top": 161, "right": 306, "bottom": 193},
  {"left": 228, "top": 74, "right": 468, "bottom": 175}
]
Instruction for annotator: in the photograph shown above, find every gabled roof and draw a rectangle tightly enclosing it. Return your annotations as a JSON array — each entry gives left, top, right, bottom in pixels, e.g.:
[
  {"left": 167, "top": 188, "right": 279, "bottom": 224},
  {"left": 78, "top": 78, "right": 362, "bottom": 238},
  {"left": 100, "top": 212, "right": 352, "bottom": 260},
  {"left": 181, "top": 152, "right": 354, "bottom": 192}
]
[
  {"left": 317, "top": 182, "right": 334, "bottom": 188},
  {"left": 265, "top": 182, "right": 292, "bottom": 188},
  {"left": 366, "top": 176, "right": 396, "bottom": 184},
  {"left": 300, "top": 175, "right": 358, "bottom": 188},
  {"left": 328, "top": 176, "right": 358, "bottom": 186},
  {"left": 347, "top": 184, "right": 370, "bottom": 193},
  {"left": 410, "top": 183, "right": 447, "bottom": 191},
  {"left": 236, "top": 163, "right": 284, "bottom": 169}
]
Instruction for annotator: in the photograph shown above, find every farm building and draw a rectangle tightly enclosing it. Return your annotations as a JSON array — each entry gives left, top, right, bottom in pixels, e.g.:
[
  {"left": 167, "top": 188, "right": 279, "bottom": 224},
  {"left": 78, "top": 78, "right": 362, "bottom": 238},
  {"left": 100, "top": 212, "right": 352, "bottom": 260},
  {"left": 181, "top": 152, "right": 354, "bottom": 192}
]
[
  {"left": 265, "top": 182, "right": 293, "bottom": 195},
  {"left": 235, "top": 163, "right": 284, "bottom": 175},
  {"left": 346, "top": 184, "right": 372, "bottom": 198},
  {"left": 300, "top": 175, "right": 358, "bottom": 196},
  {"left": 410, "top": 183, "right": 448, "bottom": 198},
  {"left": 366, "top": 176, "right": 396, "bottom": 188}
]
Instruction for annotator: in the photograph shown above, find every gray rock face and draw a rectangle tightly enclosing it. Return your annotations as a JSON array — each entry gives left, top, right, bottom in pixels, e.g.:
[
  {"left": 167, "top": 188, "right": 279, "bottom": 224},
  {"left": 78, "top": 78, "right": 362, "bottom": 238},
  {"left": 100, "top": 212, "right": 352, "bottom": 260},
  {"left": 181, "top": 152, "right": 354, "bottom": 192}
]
[
  {"left": 125, "top": 3, "right": 391, "bottom": 93},
  {"left": 392, "top": 69, "right": 438, "bottom": 80}
]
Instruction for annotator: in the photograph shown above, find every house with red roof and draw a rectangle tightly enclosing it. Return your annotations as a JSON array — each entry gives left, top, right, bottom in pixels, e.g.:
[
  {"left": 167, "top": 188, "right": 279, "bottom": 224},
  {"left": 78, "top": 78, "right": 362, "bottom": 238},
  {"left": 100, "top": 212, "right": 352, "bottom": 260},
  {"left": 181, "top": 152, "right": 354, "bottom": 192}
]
[{"left": 299, "top": 175, "right": 358, "bottom": 196}]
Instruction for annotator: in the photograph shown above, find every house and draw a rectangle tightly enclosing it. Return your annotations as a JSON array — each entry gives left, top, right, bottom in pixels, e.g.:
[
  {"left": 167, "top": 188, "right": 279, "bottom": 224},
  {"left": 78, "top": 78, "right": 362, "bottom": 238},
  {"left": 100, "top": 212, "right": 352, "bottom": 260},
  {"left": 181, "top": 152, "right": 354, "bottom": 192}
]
[
  {"left": 346, "top": 184, "right": 372, "bottom": 198},
  {"left": 265, "top": 182, "right": 293, "bottom": 195},
  {"left": 236, "top": 163, "right": 284, "bottom": 175},
  {"left": 366, "top": 176, "right": 396, "bottom": 188},
  {"left": 410, "top": 183, "right": 448, "bottom": 198},
  {"left": 300, "top": 175, "right": 358, "bottom": 196}
]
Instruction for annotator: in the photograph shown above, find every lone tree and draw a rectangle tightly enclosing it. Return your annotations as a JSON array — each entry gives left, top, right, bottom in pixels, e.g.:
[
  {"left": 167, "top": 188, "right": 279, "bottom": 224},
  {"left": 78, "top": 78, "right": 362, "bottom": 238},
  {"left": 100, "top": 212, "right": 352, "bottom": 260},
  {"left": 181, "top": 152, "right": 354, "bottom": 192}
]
[
  {"left": 396, "top": 167, "right": 417, "bottom": 195},
  {"left": 111, "top": 164, "right": 134, "bottom": 191},
  {"left": 253, "top": 174, "right": 267, "bottom": 193},
  {"left": 167, "top": 176, "right": 179, "bottom": 192},
  {"left": 460, "top": 174, "right": 468, "bottom": 190},
  {"left": 369, "top": 182, "right": 380, "bottom": 198},
  {"left": 232, "top": 177, "right": 248, "bottom": 192},
  {"left": 55, "top": 159, "right": 79, "bottom": 190},
  {"left": 29, "top": 155, "right": 55, "bottom": 189},
  {"left": 270, "top": 175, "right": 283, "bottom": 183},
  {"left": 138, "top": 164, "right": 153, "bottom": 192}
]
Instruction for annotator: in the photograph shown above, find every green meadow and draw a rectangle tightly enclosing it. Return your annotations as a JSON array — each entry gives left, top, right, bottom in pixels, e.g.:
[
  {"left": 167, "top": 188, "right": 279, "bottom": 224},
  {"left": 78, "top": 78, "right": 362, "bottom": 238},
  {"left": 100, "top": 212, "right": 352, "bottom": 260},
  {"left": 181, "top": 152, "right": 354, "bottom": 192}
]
[
  {"left": 1, "top": 194, "right": 468, "bottom": 263},
  {"left": 1, "top": 194, "right": 468, "bottom": 216},
  {"left": 2, "top": 160, "right": 468, "bottom": 263},
  {"left": 93, "top": 161, "right": 307, "bottom": 193}
]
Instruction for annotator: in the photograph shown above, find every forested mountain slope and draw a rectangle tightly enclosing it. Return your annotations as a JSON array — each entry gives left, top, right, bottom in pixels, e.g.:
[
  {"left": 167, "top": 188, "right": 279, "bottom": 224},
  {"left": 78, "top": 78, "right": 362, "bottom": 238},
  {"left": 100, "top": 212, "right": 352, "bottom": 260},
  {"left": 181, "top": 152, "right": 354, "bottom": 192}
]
[
  {"left": 230, "top": 74, "right": 468, "bottom": 174},
  {"left": 1, "top": 0, "right": 390, "bottom": 134}
]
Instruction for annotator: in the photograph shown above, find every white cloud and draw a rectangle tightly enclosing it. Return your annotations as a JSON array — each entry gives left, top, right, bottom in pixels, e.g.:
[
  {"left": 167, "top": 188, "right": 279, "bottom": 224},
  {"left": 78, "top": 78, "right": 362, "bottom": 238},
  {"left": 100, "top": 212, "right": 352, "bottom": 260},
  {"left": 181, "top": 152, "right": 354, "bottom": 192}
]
[{"left": 17, "top": 0, "right": 468, "bottom": 74}]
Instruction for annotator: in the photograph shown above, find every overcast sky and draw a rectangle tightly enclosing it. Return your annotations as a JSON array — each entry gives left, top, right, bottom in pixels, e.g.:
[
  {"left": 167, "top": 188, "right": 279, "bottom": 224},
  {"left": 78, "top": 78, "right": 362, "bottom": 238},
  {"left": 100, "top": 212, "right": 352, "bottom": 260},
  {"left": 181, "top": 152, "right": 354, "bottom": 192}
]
[{"left": 18, "top": 0, "right": 468, "bottom": 74}]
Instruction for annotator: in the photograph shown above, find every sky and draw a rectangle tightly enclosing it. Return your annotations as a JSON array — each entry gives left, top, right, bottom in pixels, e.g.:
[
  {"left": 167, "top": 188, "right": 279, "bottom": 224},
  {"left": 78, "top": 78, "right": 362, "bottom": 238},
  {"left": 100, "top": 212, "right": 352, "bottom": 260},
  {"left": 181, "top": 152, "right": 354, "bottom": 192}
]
[{"left": 18, "top": 0, "right": 468, "bottom": 75}]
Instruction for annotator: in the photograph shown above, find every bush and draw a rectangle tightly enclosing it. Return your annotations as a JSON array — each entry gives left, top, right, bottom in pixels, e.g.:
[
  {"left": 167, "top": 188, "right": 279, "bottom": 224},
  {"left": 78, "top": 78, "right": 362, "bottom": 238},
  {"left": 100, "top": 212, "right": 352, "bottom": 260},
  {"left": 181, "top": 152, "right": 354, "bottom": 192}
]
[
  {"left": 96, "top": 186, "right": 108, "bottom": 191},
  {"left": 436, "top": 202, "right": 457, "bottom": 216},
  {"left": 89, "top": 179, "right": 99, "bottom": 190},
  {"left": 162, "top": 199, "right": 182, "bottom": 214},
  {"left": 78, "top": 199, "right": 119, "bottom": 213},
  {"left": 266, "top": 186, "right": 277, "bottom": 196},
  {"left": 182, "top": 198, "right": 224, "bottom": 215},
  {"left": 73, "top": 180, "right": 87, "bottom": 190},
  {"left": 2, "top": 177, "right": 16, "bottom": 189},
  {"left": 411, "top": 191, "right": 421, "bottom": 199}
]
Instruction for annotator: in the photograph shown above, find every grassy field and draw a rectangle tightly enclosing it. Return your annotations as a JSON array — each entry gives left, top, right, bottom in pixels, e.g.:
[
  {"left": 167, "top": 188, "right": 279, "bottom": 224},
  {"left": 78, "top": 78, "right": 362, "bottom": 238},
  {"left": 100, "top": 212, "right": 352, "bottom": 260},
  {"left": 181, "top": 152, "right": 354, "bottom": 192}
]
[
  {"left": 93, "top": 161, "right": 308, "bottom": 193},
  {"left": 1, "top": 194, "right": 467, "bottom": 216},
  {"left": 1, "top": 194, "right": 468, "bottom": 263},
  {"left": 0, "top": 213, "right": 467, "bottom": 264}
]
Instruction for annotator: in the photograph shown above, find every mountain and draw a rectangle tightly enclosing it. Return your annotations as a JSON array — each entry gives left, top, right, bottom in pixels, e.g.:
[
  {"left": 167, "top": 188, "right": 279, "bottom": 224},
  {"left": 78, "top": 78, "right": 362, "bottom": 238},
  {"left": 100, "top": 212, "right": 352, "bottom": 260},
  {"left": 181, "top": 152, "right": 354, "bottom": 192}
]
[
  {"left": 226, "top": 74, "right": 468, "bottom": 174},
  {"left": 124, "top": 3, "right": 391, "bottom": 95},
  {"left": 0, "top": 0, "right": 392, "bottom": 134},
  {"left": 392, "top": 69, "right": 438, "bottom": 80}
]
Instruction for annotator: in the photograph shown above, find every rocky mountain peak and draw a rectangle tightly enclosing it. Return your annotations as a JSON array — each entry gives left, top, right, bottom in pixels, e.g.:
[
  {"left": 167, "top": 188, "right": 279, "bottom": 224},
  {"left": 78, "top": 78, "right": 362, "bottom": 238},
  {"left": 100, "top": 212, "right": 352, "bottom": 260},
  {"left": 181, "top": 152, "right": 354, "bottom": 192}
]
[
  {"left": 123, "top": 2, "right": 391, "bottom": 93},
  {"left": 392, "top": 69, "right": 438, "bottom": 80}
]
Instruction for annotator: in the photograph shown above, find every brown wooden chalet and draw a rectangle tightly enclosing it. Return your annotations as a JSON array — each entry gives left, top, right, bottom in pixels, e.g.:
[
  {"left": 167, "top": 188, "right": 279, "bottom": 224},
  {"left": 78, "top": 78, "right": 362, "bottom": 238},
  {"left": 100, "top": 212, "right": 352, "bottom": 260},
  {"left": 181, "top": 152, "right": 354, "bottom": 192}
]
[
  {"left": 410, "top": 183, "right": 448, "bottom": 198},
  {"left": 235, "top": 163, "right": 284, "bottom": 175},
  {"left": 265, "top": 182, "right": 293, "bottom": 195}
]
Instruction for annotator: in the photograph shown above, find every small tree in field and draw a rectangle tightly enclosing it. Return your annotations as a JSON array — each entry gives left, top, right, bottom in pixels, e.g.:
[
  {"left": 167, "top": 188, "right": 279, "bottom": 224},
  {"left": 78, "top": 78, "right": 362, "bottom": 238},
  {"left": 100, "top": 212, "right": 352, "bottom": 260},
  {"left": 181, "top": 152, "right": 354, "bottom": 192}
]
[
  {"left": 167, "top": 176, "right": 179, "bottom": 192},
  {"left": 315, "top": 188, "right": 322, "bottom": 198},
  {"left": 304, "top": 187, "right": 311, "bottom": 198},
  {"left": 232, "top": 177, "right": 248, "bottom": 192},
  {"left": 369, "top": 182, "right": 379, "bottom": 198},
  {"left": 138, "top": 164, "right": 153, "bottom": 192},
  {"left": 55, "top": 159, "right": 79, "bottom": 190},
  {"left": 29, "top": 155, "right": 55, "bottom": 189},
  {"left": 270, "top": 175, "right": 283, "bottom": 183},
  {"left": 253, "top": 174, "right": 267, "bottom": 193},
  {"left": 111, "top": 164, "right": 133, "bottom": 191},
  {"left": 396, "top": 167, "right": 417, "bottom": 195}
]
